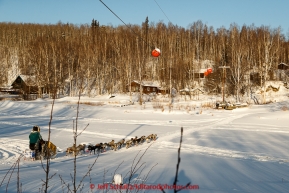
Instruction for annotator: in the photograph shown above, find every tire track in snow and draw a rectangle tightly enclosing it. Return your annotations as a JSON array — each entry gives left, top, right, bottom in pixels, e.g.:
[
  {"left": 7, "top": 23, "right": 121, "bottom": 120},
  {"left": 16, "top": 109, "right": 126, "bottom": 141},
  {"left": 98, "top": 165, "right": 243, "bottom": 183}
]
[
  {"left": 0, "top": 115, "right": 218, "bottom": 129},
  {"left": 0, "top": 138, "right": 28, "bottom": 165},
  {"left": 155, "top": 112, "right": 289, "bottom": 163},
  {"left": 158, "top": 113, "right": 245, "bottom": 142},
  {"left": 156, "top": 141, "right": 289, "bottom": 163}
]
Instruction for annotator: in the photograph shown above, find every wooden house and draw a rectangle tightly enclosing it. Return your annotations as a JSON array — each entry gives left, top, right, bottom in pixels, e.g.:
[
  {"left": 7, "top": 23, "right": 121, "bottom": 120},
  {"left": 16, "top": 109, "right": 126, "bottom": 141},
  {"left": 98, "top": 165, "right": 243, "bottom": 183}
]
[
  {"left": 129, "top": 80, "right": 168, "bottom": 94},
  {"left": 276, "top": 63, "right": 289, "bottom": 82},
  {"left": 278, "top": 63, "right": 289, "bottom": 70},
  {"left": 11, "top": 75, "right": 43, "bottom": 95},
  {"left": 193, "top": 69, "right": 207, "bottom": 79},
  {"left": 247, "top": 63, "right": 289, "bottom": 84}
]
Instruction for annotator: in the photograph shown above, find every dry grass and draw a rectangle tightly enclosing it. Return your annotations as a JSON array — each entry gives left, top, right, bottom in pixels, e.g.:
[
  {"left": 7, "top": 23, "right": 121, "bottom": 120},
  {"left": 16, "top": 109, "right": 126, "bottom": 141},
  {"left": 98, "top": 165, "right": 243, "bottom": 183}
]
[
  {"left": 157, "top": 103, "right": 202, "bottom": 113},
  {"left": 152, "top": 100, "right": 164, "bottom": 109},
  {"left": 168, "top": 103, "right": 173, "bottom": 112},
  {"left": 177, "top": 104, "right": 183, "bottom": 110},
  {"left": 281, "top": 106, "right": 289, "bottom": 111},
  {"left": 0, "top": 97, "right": 23, "bottom": 101},
  {"left": 200, "top": 102, "right": 214, "bottom": 109},
  {"left": 107, "top": 101, "right": 120, "bottom": 104},
  {"left": 185, "top": 105, "right": 192, "bottom": 113},
  {"left": 67, "top": 101, "right": 105, "bottom": 106},
  {"left": 82, "top": 102, "right": 105, "bottom": 106}
]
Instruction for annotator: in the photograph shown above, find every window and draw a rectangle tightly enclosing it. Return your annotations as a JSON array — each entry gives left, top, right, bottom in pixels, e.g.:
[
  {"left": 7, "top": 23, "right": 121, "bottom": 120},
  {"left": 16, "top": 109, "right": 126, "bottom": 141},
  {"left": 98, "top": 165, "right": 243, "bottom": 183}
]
[
  {"left": 153, "top": 88, "right": 156, "bottom": 91},
  {"left": 147, "top": 87, "right": 150, "bottom": 91}
]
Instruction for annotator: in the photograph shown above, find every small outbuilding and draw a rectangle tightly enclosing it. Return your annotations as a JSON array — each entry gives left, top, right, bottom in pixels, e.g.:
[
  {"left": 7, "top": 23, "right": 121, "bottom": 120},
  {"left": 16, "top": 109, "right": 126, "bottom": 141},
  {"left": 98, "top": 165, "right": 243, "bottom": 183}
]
[
  {"left": 11, "top": 75, "right": 40, "bottom": 94},
  {"left": 129, "top": 80, "right": 169, "bottom": 95},
  {"left": 193, "top": 69, "right": 208, "bottom": 79},
  {"left": 10, "top": 75, "right": 45, "bottom": 100},
  {"left": 278, "top": 63, "right": 289, "bottom": 70}
]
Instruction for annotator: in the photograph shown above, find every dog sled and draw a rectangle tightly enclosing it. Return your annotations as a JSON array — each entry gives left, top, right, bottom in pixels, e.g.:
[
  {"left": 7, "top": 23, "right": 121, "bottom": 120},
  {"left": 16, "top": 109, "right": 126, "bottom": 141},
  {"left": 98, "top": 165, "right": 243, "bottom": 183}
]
[
  {"left": 32, "top": 140, "right": 57, "bottom": 160},
  {"left": 41, "top": 140, "right": 57, "bottom": 159}
]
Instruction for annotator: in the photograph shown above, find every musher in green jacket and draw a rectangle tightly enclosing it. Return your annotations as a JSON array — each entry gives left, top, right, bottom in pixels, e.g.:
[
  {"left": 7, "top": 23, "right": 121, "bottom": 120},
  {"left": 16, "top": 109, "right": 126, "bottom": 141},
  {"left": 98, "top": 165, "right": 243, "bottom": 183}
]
[{"left": 29, "top": 125, "right": 43, "bottom": 153}]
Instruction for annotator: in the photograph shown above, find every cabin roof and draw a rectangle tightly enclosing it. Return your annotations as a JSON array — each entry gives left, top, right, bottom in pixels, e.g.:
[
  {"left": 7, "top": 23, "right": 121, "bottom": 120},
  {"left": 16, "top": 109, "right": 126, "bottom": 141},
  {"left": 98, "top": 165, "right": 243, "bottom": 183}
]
[
  {"left": 132, "top": 80, "right": 160, "bottom": 87},
  {"left": 13, "top": 75, "right": 37, "bottom": 86},
  {"left": 199, "top": 69, "right": 208, "bottom": 73}
]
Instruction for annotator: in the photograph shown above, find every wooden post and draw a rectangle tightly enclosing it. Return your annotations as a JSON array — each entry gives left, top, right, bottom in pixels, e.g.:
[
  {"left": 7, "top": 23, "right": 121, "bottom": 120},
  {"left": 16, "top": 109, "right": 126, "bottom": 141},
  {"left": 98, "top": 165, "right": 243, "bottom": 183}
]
[{"left": 219, "top": 66, "right": 230, "bottom": 103}]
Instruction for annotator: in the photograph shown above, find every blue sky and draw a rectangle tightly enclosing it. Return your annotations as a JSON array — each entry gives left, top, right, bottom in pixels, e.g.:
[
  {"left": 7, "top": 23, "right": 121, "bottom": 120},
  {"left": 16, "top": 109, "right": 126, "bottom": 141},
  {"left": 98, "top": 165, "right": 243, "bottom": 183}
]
[{"left": 1, "top": 0, "right": 289, "bottom": 34}]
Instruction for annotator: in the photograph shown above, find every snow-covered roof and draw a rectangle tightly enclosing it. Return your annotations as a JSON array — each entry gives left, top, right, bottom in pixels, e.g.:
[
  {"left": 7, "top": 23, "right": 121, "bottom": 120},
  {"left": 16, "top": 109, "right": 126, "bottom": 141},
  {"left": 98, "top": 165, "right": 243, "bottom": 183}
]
[
  {"left": 18, "top": 75, "right": 37, "bottom": 86},
  {"left": 278, "top": 63, "right": 289, "bottom": 70},
  {"left": 193, "top": 59, "right": 215, "bottom": 69},
  {"left": 0, "top": 86, "right": 13, "bottom": 90},
  {"left": 279, "top": 63, "right": 288, "bottom": 66},
  {"left": 132, "top": 80, "right": 160, "bottom": 87},
  {"left": 199, "top": 69, "right": 208, "bottom": 73}
]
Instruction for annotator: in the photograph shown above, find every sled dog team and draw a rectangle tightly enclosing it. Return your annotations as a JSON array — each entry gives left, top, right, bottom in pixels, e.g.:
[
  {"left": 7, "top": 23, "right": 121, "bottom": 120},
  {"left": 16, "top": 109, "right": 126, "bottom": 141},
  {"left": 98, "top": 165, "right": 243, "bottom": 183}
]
[{"left": 66, "top": 134, "right": 158, "bottom": 156}]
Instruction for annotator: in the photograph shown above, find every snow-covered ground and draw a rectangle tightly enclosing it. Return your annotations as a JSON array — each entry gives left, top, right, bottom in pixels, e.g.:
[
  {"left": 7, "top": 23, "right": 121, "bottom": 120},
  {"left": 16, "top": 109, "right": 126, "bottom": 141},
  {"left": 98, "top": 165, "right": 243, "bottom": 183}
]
[{"left": 1, "top": 92, "right": 289, "bottom": 193}]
